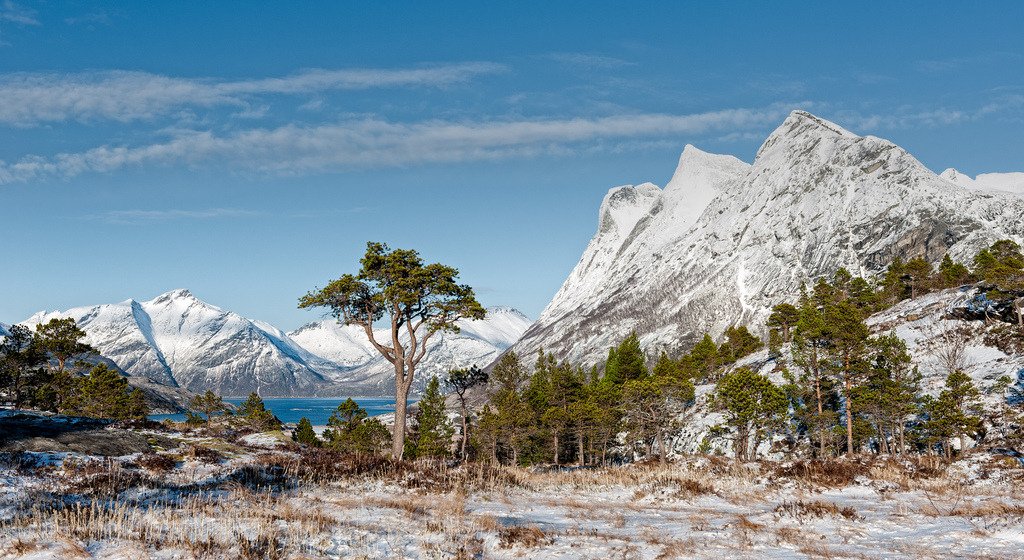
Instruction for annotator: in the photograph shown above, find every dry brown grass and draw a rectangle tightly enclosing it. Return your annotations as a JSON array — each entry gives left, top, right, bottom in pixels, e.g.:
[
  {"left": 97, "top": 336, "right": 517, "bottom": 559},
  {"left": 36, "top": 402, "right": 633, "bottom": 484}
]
[
  {"left": 497, "top": 524, "right": 552, "bottom": 549},
  {"left": 775, "top": 500, "right": 861, "bottom": 521}
]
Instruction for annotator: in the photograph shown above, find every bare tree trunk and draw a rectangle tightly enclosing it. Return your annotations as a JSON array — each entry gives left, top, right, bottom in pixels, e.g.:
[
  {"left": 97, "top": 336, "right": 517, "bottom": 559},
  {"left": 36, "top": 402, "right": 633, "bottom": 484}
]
[
  {"left": 553, "top": 433, "right": 559, "bottom": 465},
  {"left": 459, "top": 405, "right": 469, "bottom": 460},
  {"left": 578, "top": 430, "right": 586, "bottom": 466},
  {"left": 392, "top": 375, "right": 412, "bottom": 459},
  {"left": 845, "top": 369, "right": 854, "bottom": 457}
]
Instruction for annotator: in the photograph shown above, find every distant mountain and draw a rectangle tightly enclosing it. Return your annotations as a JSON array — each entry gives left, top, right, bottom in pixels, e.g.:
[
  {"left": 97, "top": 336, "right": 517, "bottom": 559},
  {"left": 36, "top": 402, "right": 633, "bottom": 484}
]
[
  {"left": 289, "top": 306, "right": 533, "bottom": 395},
  {"left": 0, "top": 322, "right": 9, "bottom": 338},
  {"left": 507, "top": 110, "right": 1024, "bottom": 365},
  {"left": 22, "top": 290, "right": 336, "bottom": 396},
  {"left": 20, "top": 291, "right": 531, "bottom": 397},
  {"left": 940, "top": 168, "right": 1024, "bottom": 197}
]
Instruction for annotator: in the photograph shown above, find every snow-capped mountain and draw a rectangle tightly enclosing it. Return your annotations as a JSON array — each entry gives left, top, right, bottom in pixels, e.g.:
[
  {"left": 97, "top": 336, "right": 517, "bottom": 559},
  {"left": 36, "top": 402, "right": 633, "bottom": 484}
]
[
  {"left": 940, "top": 168, "right": 1024, "bottom": 197},
  {"left": 289, "top": 306, "right": 533, "bottom": 395},
  {"left": 0, "top": 322, "right": 9, "bottom": 338},
  {"left": 21, "top": 290, "right": 337, "bottom": 396},
  {"left": 20, "top": 292, "right": 531, "bottom": 397},
  {"left": 509, "top": 110, "right": 1024, "bottom": 365}
]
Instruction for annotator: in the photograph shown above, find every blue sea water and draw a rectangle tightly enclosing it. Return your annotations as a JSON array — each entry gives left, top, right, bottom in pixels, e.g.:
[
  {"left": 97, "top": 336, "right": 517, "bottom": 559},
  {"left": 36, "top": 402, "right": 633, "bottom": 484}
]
[{"left": 150, "top": 397, "right": 400, "bottom": 425}]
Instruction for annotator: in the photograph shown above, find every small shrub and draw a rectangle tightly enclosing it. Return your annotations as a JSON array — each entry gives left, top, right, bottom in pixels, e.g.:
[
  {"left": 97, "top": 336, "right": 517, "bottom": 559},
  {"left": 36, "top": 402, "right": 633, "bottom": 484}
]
[
  {"left": 498, "top": 525, "right": 552, "bottom": 549},
  {"left": 137, "top": 453, "right": 176, "bottom": 473},
  {"left": 775, "top": 500, "right": 860, "bottom": 520}
]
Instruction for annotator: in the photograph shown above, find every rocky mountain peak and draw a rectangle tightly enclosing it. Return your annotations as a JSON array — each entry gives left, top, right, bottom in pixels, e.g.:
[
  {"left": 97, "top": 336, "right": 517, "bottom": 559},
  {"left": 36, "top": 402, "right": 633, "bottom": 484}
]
[{"left": 506, "top": 111, "right": 1024, "bottom": 367}]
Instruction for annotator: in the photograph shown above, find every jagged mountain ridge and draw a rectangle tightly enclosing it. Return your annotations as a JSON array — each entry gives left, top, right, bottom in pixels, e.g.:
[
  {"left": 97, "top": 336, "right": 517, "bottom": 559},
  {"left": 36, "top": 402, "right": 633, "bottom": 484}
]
[
  {"left": 510, "top": 110, "right": 1024, "bottom": 366},
  {"left": 18, "top": 291, "right": 531, "bottom": 397}
]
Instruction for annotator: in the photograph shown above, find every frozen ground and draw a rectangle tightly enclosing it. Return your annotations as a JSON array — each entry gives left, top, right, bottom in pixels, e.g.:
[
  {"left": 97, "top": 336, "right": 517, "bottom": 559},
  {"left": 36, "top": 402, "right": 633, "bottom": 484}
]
[{"left": 2, "top": 439, "right": 1023, "bottom": 559}]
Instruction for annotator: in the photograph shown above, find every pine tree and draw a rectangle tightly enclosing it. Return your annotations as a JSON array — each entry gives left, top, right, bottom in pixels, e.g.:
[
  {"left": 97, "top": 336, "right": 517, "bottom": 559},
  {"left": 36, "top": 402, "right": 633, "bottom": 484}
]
[
  {"left": 714, "top": 368, "right": 787, "bottom": 461},
  {"left": 720, "top": 325, "right": 763, "bottom": 364},
  {"left": 237, "top": 392, "right": 281, "bottom": 431},
  {"left": 489, "top": 352, "right": 531, "bottom": 465},
  {"left": 937, "top": 254, "right": 970, "bottom": 288},
  {"left": 855, "top": 333, "right": 919, "bottom": 454},
  {"left": 293, "top": 417, "right": 320, "bottom": 446},
  {"left": 791, "top": 287, "right": 836, "bottom": 456},
  {"left": 323, "top": 398, "right": 390, "bottom": 454},
  {"left": 411, "top": 377, "right": 453, "bottom": 459},
  {"left": 689, "top": 334, "right": 720, "bottom": 380},
  {"left": 603, "top": 332, "right": 646, "bottom": 385},
  {"left": 74, "top": 363, "right": 146, "bottom": 420},
  {"left": 34, "top": 318, "right": 94, "bottom": 373},
  {"left": 824, "top": 299, "right": 871, "bottom": 456},
  {"left": 0, "top": 324, "right": 46, "bottom": 409},
  {"left": 767, "top": 303, "right": 800, "bottom": 343},
  {"left": 445, "top": 366, "right": 488, "bottom": 460},
  {"left": 190, "top": 390, "right": 228, "bottom": 424},
  {"left": 904, "top": 257, "right": 933, "bottom": 299}
]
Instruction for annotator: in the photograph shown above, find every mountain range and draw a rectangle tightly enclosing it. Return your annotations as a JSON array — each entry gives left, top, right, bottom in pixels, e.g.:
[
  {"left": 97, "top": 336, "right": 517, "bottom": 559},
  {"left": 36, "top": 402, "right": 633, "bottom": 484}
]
[
  {"left": 15, "top": 290, "right": 531, "bottom": 397},
  {"left": 507, "top": 110, "right": 1024, "bottom": 365}
]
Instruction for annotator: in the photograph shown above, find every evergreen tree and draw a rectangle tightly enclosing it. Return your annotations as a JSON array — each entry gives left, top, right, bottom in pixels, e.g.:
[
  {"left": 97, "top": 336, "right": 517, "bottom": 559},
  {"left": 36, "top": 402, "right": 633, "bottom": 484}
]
[
  {"left": 323, "top": 398, "right": 390, "bottom": 454},
  {"left": 714, "top": 368, "right": 787, "bottom": 461},
  {"left": 855, "top": 333, "right": 919, "bottom": 454},
  {"left": 489, "top": 352, "right": 531, "bottom": 465},
  {"left": 411, "top": 376, "right": 453, "bottom": 459},
  {"left": 791, "top": 287, "right": 836, "bottom": 456},
  {"left": 237, "top": 392, "right": 281, "bottom": 431},
  {"left": 299, "top": 241, "right": 485, "bottom": 459},
  {"left": 72, "top": 363, "right": 148, "bottom": 420},
  {"left": 923, "top": 371, "right": 982, "bottom": 457},
  {"left": 880, "top": 257, "right": 909, "bottom": 306},
  {"left": 904, "top": 257, "right": 933, "bottom": 299},
  {"left": 973, "top": 239, "right": 1024, "bottom": 295},
  {"left": 824, "top": 299, "right": 871, "bottom": 456},
  {"left": 767, "top": 303, "right": 800, "bottom": 343},
  {"left": 0, "top": 324, "right": 46, "bottom": 409},
  {"left": 603, "top": 332, "right": 646, "bottom": 385},
  {"left": 292, "top": 416, "right": 320, "bottom": 446},
  {"left": 34, "top": 317, "right": 94, "bottom": 373},
  {"left": 189, "top": 390, "right": 228, "bottom": 424},
  {"left": 937, "top": 254, "right": 970, "bottom": 288},
  {"left": 445, "top": 366, "right": 488, "bottom": 460},
  {"left": 720, "top": 325, "right": 763, "bottom": 364},
  {"left": 689, "top": 334, "right": 720, "bottom": 380}
]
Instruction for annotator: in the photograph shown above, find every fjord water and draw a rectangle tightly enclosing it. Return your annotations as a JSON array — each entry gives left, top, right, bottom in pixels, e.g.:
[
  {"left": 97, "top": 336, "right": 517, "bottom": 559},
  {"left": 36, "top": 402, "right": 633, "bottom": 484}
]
[{"left": 151, "top": 397, "right": 399, "bottom": 425}]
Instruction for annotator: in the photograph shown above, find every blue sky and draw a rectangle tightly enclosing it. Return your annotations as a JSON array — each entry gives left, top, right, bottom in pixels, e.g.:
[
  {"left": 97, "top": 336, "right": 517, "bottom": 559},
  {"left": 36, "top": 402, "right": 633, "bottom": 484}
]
[{"left": 1, "top": 1, "right": 1022, "bottom": 330}]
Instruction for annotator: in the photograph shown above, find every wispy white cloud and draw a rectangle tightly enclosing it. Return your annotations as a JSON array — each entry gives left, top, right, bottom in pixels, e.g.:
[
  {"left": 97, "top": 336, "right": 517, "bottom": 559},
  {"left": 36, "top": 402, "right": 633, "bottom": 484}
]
[
  {"left": 542, "top": 52, "right": 635, "bottom": 69},
  {"left": 915, "top": 51, "right": 1023, "bottom": 74},
  {"left": 0, "top": 63, "right": 507, "bottom": 125},
  {"left": 64, "top": 12, "right": 113, "bottom": 27},
  {"left": 0, "top": 106, "right": 793, "bottom": 183},
  {"left": 88, "top": 208, "right": 261, "bottom": 225},
  {"left": 0, "top": 1, "right": 39, "bottom": 25}
]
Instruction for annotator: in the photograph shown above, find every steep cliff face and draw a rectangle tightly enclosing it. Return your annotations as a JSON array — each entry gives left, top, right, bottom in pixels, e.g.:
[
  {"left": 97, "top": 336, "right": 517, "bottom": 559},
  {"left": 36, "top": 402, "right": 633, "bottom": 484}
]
[{"left": 510, "top": 110, "right": 1024, "bottom": 365}]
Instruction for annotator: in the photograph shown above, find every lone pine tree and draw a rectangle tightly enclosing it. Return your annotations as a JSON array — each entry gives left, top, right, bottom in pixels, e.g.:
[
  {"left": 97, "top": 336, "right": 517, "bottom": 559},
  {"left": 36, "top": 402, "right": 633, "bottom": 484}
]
[{"left": 299, "top": 241, "right": 484, "bottom": 458}]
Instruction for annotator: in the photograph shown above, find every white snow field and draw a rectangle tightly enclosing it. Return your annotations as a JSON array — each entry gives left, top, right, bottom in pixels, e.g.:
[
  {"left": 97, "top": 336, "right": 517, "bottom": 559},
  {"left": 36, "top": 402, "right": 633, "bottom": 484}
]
[{"left": 1, "top": 443, "right": 1022, "bottom": 559}]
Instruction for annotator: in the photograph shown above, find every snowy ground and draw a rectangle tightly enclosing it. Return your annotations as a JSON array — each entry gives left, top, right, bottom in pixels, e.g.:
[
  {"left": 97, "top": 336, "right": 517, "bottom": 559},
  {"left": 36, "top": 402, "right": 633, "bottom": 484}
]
[{"left": 2, "top": 439, "right": 1023, "bottom": 559}]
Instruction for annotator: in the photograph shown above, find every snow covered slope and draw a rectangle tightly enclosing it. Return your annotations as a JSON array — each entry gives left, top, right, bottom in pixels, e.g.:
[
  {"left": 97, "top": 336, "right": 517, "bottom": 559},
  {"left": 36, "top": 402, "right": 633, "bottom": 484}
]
[
  {"left": 20, "top": 293, "right": 531, "bottom": 397},
  {"left": 511, "top": 110, "right": 1024, "bottom": 365},
  {"left": 21, "top": 290, "right": 335, "bottom": 396},
  {"left": 0, "top": 322, "right": 9, "bottom": 338},
  {"left": 289, "top": 306, "right": 533, "bottom": 395},
  {"left": 940, "top": 168, "right": 1024, "bottom": 197},
  {"left": 669, "top": 287, "right": 1024, "bottom": 457}
]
